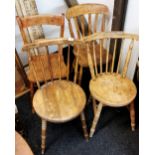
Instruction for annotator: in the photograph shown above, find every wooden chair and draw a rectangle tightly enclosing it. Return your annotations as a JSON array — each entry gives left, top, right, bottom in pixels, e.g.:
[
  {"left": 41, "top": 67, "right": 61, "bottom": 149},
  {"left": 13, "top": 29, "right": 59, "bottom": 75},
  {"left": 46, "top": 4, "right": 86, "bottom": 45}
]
[
  {"left": 16, "top": 15, "right": 67, "bottom": 104},
  {"left": 77, "top": 32, "right": 139, "bottom": 137},
  {"left": 66, "top": 3, "right": 112, "bottom": 112},
  {"left": 22, "top": 38, "right": 89, "bottom": 154}
]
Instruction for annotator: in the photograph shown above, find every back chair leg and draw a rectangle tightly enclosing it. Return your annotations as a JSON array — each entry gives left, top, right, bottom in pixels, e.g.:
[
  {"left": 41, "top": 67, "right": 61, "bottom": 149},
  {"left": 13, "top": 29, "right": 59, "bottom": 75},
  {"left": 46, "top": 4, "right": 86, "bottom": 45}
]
[
  {"left": 80, "top": 111, "right": 89, "bottom": 141},
  {"left": 89, "top": 102, "right": 103, "bottom": 138},
  {"left": 78, "top": 66, "right": 83, "bottom": 85},
  {"left": 130, "top": 101, "right": 136, "bottom": 131},
  {"left": 92, "top": 97, "right": 97, "bottom": 115},
  {"left": 41, "top": 119, "right": 47, "bottom": 155}
]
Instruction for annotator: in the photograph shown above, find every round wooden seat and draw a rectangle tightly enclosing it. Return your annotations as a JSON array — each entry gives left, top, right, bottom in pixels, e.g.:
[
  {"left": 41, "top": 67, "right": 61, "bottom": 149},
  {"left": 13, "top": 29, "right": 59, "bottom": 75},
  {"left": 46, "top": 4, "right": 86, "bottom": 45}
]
[
  {"left": 33, "top": 80, "right": 86, "bottom": 123},
  {"left": 89, "top": 73, "right": 137, "bottom": 107}
]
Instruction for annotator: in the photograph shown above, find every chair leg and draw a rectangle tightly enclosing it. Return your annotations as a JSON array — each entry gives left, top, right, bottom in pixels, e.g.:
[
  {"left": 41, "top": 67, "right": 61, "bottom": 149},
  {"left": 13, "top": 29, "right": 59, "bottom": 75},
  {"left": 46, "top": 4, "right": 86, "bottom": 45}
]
[
  {"left": 130, "top": 101, "right": 136, "bottom": 131},
  {"left": 41, "top": 119, "right": 47, "bottom": 155},
  {"left": 89, "top": 102, "right": 103, "bottom": 138},
  {"left": 80, "top": 111, "right": 89, "bottom": 141},
  {"left": 78, "top": 66, "right": 83, "bottom": 85},
  {"left": 92, "top": 97, "right": 97, "bottom": 115}
]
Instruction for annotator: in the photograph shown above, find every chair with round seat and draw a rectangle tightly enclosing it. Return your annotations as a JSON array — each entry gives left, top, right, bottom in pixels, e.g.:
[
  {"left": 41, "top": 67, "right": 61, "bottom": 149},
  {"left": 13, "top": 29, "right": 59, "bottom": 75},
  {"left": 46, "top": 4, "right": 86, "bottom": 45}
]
[
  {"left": 16, "top": 14, "right": 67, "bottom": 108},
  {"left": 22, "top": 37, "right": 89, "bottom": 154},
  {"left": 66, "top": 3, "right": 112, "bottom": 113},
  {"left": 77, "top": 31, "right": 139, "bottom": 137}
]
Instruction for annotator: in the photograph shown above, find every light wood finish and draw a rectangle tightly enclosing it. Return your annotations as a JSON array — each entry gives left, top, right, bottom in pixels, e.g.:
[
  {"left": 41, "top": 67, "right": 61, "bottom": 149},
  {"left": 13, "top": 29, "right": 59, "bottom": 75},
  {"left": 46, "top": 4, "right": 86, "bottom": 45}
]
[
  {"left": 89, "top": 102, "right": 103, "bottom": 137},
  {"left": 66, "top": 4, "right": 109, "bottom": 20},
  {"left": 23, "top": 38, "right": 88, "bottom": 154},
  {"left": 74, "top": 44, "right": 112, "bottom": 67},
  {"left": 15, "top": 131, "right": 34, "bottom": 155},
  {"left": 28, "top": 53, "right": 67, "bottom": 82},
  {"left": 16, "top": 14, "right": 66, "bottom": 103},
  {"left": 33, "top": 80, "right": 86, "bottom": 122},
  {"left": 80, "top": 112, "right": 89, "bottom": 140},
  {"left": 66, "top": 4, "right": 112, "bottom": 111},
  {"left": 92, "top": 97, "right": 97, "bottom": 115},
  {"left": 78, "top": 32, "right": 138, "bottom": 137},
  {"left": 15, "top": 0, "right": 48, "bottom": 56},
  {"left": 66, "top": 3, "right": 111, "bottom": 65},
  {"left": 89, "top": 73, "right": 137, "bottom": 107},
  {"left": 130, "top": 101, "right": 135, "bottom": 131}
]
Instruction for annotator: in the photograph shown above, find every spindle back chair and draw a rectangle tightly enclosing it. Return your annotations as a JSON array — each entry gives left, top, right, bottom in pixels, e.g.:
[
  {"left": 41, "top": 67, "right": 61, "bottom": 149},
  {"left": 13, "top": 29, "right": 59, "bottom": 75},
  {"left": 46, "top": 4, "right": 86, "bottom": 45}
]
[
  {"left": 66, "top": 4, "right": 112, "bottom": 111},
  {"left": 66, "top": 3, "right": 111, "bottom": 76},
  {"left": 66, "top": 3, "right": 109, "bottom": 38},
  {"left": 22, "top": 38, "right": 88, "bottom": 154},
  {"left": 78, "top": 31, "right": 139, "bottom": 137},
  {"left": 16, "top": 15, "right": 67, "bottom": 103}
]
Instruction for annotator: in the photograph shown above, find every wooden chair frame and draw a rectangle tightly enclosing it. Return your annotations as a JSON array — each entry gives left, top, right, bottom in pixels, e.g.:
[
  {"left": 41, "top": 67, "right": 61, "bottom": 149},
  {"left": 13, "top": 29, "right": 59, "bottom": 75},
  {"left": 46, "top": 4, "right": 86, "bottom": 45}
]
[
  {"left": 66, "top": 4, "right": 112, "bottom": 113},
  {"left": 16, "top": 14, "right": 65, "bottom": 106},
  {"left": 76, "top": 31, "right": 139, "bottom": 137},
  {"left": 22, "top": 37, "right": 89, "bottom": 154}
]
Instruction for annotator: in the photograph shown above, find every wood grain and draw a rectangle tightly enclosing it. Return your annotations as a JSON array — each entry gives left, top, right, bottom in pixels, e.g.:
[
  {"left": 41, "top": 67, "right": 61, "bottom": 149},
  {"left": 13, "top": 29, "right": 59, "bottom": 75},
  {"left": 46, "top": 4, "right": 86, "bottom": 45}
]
[
  {"left": 89, "top": 73, "right": 137, "bottom": 107},
  {"left": 33, "top": 80, "right": 86, "bottom": 123}
]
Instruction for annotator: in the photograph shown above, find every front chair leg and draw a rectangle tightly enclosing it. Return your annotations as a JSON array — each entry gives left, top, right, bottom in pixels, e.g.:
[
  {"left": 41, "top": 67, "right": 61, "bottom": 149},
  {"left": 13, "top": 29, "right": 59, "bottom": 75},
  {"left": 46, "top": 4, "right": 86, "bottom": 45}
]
[
  {"left": 41, "top": 119, "right": 47, "bottom": 155},
  {"left": 130, "top": 101, "right": 136, "bottom": 131},
  {"left": 78, "top": 66, "right": 83, "bottom": 85},
  {"left": 89, "top": 102, "right": 103, "bottom": 138},
  {"left": 80, "top": 111, "right": 89, "bottom": 141}
]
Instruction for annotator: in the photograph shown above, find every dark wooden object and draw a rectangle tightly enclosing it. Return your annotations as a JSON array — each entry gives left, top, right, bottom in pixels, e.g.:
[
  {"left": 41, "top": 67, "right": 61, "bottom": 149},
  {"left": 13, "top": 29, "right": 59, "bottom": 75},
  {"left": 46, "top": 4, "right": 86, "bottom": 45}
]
[{"left": 15, "top": 49, "right": 30, "bottom": 99}]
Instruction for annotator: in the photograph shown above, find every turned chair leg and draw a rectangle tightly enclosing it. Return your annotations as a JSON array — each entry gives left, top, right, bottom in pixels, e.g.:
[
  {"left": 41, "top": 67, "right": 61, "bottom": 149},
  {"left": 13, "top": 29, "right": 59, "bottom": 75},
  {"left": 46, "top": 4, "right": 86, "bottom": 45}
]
[
  {"left": 130, "top": 101, "right": 136, "bottom": 131},
  {"left": 80, "top": 111, "right": 89, "bottom": 141},
  {"left": 41, "top": 119, "right": 47, "bottom": 155},
  {"left": 89, "top": 102, "right": 103, "bottom": 138},
  {"left": 92, "top": 97, "right": 97, "bottom": 115},
  {"left": 78, "top": 66, "right": 83, "bottom": 85}
]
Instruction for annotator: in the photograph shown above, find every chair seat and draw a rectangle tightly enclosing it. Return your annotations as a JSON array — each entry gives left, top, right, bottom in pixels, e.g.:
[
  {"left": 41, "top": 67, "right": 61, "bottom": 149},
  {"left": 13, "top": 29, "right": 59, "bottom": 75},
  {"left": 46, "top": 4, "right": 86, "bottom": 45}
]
[
  {"left": 75, "top": 44, "right": 112, "bottom": 67},
  {"left": 89, "top": 73, "right": 137, "bottom": 107},
  {"left": 33, "top": 80, "right": 86, "bottom": 123},
  {"left": 27, "top": 52, "right": 67, "bottom": 82}
]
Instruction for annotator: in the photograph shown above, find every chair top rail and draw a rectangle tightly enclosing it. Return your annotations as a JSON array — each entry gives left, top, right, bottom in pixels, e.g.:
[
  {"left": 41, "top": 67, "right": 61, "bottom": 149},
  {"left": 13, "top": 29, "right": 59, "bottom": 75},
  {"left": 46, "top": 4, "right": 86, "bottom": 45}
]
[
  {"left": 17, "top": 14, "right": 64, "bottom": 28},
  {"left": 81, "top": 32, "right": 139, "bottom": 42},
  {"left": 66, "top": 3, "right": 109, "bottom": 19}
]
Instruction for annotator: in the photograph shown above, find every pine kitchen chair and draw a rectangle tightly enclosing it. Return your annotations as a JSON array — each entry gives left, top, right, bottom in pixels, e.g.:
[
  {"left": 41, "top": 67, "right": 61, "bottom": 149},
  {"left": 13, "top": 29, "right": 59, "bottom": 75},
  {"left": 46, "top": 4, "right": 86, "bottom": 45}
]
[
  {"left": 22, "top": 37, "right": 89, "bottom": 154},
  {"left": 16, "top": 14, "right": 67, "bottom": 107},
  {"left": 66, "top": 3, "right": 112, "bottom": 113},
  {"left": 77, "top": 32, "right": 139, "bottom": 137}
]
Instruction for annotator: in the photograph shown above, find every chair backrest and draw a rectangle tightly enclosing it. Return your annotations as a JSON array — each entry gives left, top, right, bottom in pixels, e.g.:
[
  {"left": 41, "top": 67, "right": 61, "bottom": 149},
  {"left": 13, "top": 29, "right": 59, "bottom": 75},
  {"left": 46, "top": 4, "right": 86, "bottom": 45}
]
[
  {"left": 76, "top": 32, "right": 139, "bottom": 79},
  {"left": 66, "top": 3, "right": 109, "bottom": 38},
  {"left": 22, "top": 38, "right": 73, "bottom": 88},
  {"left": 16, "top": 14, "right": 65, "bottom": 44}
]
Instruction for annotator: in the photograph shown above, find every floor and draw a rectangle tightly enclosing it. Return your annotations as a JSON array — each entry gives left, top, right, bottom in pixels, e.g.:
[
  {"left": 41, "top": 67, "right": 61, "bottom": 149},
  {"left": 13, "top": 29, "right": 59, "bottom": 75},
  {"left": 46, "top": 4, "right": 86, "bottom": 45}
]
[{"left": 16, "top": 90, "right": 139, "bottom": 155}]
